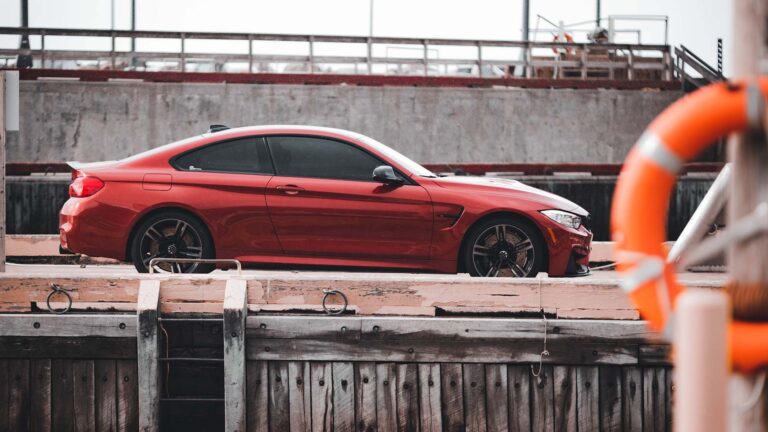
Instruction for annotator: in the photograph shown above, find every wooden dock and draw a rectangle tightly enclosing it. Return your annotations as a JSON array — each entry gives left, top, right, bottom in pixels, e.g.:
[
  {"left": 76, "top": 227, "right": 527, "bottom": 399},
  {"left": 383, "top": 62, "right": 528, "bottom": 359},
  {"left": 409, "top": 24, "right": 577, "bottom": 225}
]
[{"left": 0, "top": 269, "right": 720, "bottom": 431}]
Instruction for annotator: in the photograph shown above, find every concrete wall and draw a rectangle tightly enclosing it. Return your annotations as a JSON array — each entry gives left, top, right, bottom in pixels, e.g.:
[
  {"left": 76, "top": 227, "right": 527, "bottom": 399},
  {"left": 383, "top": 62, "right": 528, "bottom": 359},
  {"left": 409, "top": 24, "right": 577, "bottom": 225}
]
[{"left": 10, "top": 80, "right": 681, "bottom": 163}]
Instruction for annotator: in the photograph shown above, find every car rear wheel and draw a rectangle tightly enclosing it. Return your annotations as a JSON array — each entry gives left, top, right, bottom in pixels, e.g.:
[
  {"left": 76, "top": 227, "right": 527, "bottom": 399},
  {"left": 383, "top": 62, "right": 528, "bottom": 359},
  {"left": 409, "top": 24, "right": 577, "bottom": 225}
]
[
  {"left": 463, "top": 216, "right": 546, "bottom": 277},
  {"left": 130, "top": 211, "right": 214, "bottom": 274}
]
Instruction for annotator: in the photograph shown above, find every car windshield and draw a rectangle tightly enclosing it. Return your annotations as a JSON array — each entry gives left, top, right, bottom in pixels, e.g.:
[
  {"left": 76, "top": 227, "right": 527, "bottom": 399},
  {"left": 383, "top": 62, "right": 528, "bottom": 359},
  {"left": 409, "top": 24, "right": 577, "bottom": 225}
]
[{"left": 357, "top": 135, "right": 437, "bottom": 178}]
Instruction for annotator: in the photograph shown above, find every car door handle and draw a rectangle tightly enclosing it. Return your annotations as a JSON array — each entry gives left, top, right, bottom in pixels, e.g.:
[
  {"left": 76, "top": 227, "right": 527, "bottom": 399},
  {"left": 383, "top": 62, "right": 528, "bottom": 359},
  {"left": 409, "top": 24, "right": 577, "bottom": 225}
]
[{"left": 276, "top": 185, "right": 305, "bottom": 195}]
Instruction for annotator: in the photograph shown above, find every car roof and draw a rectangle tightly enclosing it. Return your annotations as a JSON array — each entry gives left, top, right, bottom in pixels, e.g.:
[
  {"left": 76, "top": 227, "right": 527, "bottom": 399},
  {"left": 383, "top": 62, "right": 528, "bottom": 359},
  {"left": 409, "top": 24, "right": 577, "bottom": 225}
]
[{"left": 203, "top": 125, "right": 366, "bottom": 141}]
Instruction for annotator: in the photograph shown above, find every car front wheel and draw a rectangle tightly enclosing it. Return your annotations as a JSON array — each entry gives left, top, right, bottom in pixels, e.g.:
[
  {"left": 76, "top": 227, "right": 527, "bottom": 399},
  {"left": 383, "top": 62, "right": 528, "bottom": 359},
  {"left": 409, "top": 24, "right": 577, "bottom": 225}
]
[
  {"left": 130, "top": 211, "right": 215, "bottom": 274},
  {"left": 463, "top": 216, "right": 546, "bottom": 277}
]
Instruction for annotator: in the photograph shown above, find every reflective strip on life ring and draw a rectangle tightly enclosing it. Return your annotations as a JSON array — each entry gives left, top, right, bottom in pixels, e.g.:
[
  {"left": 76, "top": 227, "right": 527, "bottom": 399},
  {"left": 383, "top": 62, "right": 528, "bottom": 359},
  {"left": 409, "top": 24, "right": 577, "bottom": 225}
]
[{"left": 611, "top": 78, "right": 768, "bottom": 372}]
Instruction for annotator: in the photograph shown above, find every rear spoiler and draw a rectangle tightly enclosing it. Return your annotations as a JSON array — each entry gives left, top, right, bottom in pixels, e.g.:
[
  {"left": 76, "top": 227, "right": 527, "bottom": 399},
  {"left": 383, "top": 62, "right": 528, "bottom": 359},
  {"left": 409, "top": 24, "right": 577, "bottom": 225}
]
[{"left": 66, "top": 161, "right": 118, "bottom": 171}]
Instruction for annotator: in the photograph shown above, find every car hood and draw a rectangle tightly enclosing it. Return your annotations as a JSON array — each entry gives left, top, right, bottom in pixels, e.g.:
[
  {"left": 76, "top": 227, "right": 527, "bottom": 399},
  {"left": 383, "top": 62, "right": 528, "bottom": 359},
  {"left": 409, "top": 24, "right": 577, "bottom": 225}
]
[{"left": 429, "top": 175, "right": 588, "bottom": 216}]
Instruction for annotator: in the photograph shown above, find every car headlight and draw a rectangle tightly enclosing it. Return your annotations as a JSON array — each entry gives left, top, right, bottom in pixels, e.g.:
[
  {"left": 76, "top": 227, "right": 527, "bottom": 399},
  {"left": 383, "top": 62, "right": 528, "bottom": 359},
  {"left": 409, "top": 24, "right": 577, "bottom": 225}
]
[{"left": 540, "top": 210, "right": 581, "bottom": 229}]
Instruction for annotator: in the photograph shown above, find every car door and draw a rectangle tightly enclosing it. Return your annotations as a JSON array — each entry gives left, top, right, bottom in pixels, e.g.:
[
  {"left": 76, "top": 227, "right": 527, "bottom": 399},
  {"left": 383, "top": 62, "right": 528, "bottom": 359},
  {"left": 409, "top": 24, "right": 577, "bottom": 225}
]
[
  {"left": 264, "top": 135, "right": 434, "bottom": 260},
  {"left": 170, "top": 136, "right": 282, "bottom": 258}
]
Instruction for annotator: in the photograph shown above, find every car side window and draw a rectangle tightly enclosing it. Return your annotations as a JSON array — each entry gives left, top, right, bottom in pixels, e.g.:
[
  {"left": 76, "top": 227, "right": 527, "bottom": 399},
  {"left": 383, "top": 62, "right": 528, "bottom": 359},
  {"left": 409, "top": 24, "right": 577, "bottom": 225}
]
[
  {"left": 173, "top": 137, "right": 274, "bottom": 174},
  {"left": 267, "top": 136, "right": 394, "bottom": 182}
]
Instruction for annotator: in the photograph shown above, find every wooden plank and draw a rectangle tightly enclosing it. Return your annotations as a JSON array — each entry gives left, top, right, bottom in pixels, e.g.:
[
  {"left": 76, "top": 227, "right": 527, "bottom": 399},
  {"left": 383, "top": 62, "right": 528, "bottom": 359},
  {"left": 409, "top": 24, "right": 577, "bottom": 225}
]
[
  {"left": 361, "top": 317, "right": 657, "bottom": 342},
  {"left": 0, "top": 314, "right": 136, "bottom": 337},
  {"left": 95, "top": 360, "right": 117, "bottom": 432},
  {"left": 0, "top": 360, "right": 8, "bottom": 432},
  {"left": 440, "top": 363, "right": 464, "bottom": 432},
  {"left": 622, "top": 366, "right": 643, "bottom": 432},
  {"left": 395, "top": 363, "right": 418, "bottom": 432},
  {"left": 463, "top": 363, "right": 487, "bottom": 432},
  {"left": 665, "top": 367, "right": 673, "bottom": 432},
  {"left": 30, "top": 359, "right": 52, "bottom": 432},
  {"left": 553, "top": 366, "right": 577, "bottom": 432},
  {"left": 355, "top": 362, "right": 378, "bottom": 432},
  {"left": 288, "top": 361, "right": 311, "bottom": 432},
  {"left": 51, "top": 359, "right": 74, "bottom": 431},
  {"left": 224, "top": 278, "right": 248, "bottom": 432},
  {"left": 73, "top": 360, "right": 96, "bottom": 431},
  {"left": 246, "top": 316, "right": 362, "bottom": 340},
  {"left": 576, "top": 366, "right": 599, "bottom": 432},
  {"left": 137, "top": 279, "right": 160, "bottom": 432},
  {"left": 0, "top": 72, "right": 6, "bottom": 272},
  {"left": 418, "top": 363, "right": 442, "bottom": 432},
  {"left": 268, "top": 361, "right": 290, "bottom": 432},
  {"left": 247, "top": 338, "right": 638, "bottom": 364},
  {"left": 531, "top": 365, "right": 554, "bottom": 432},
  {"left": 332, "top": 362, "right": 355, "bottom": 432},
  {"left": 485, "top": 364, "right": 508, "bottom": 432},
  {"left": 246, "top": 361, "right": 269, "bottom": 432},
  {"left": 599, "top": 366, "right": 623, "bottom": 432},
  {"left": 0, "top": 337, "right": 137, "bottom": 359},
  {"left": 643, "top": 367, "right": 666, "bottom": 432},
  {"left": 311, "top": 362, "right": 334, "bottom": 432},
  {"left": 639, "top": 345, "right": 672, "bottom": 365},
  {"left": 508, "top": 365, "right": 532, "bottom": 432},
  {"left": 116, "top": 360, "right": 138, "bottom": 432},
  {"left": 376, "top": 363, "right": 398, "bottom": 432},
  {"left": 8, "top": 359, "right": 29, "bottom": 431}
]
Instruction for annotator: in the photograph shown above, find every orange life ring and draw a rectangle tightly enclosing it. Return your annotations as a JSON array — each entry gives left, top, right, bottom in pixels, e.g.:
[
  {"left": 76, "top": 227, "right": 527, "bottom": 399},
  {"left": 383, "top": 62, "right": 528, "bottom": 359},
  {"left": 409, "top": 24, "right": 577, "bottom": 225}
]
[
  {"left": 611, "top": 78, "right": 768, "bottom": 372},
  {"left": 552, "top": 33, "right": 574, "bottom": 55}
]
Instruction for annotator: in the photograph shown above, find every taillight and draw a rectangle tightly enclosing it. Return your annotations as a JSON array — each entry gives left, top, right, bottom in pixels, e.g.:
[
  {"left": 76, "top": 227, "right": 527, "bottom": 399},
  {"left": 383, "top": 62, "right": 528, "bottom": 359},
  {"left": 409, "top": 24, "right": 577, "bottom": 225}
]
[{"left": 69, "top": 176, "right": 105, "bottom": 197}]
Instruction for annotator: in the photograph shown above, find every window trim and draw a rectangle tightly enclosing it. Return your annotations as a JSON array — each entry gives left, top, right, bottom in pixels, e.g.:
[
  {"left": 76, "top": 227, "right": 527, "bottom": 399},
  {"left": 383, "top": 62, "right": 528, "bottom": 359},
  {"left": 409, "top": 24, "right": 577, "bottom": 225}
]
[
  {"left": 263, "top": 134, "right": 416, "bottom": 185},
  {"left": 169, "top": 136, "right": 275, "bottom": 176}
]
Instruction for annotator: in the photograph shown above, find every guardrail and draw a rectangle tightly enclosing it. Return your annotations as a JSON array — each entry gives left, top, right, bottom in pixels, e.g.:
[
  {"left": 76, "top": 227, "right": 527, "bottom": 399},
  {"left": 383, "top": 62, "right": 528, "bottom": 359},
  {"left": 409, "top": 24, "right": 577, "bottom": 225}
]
[
  {"left": 674, "top": 45, "right": 724, "bottom": 89},
  {"left": 1, "top": 27, "right": 674, "bottom": 80}
]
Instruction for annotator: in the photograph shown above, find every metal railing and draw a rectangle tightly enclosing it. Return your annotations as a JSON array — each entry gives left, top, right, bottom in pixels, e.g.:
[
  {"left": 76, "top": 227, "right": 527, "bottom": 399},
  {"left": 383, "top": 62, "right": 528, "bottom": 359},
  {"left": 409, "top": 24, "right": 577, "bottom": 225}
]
[
  {"left": 675, "top": 45, "right": 724, "bottom": 89},
  {"left": 0, "top": 27, "right": 674, "bottom": 80}
]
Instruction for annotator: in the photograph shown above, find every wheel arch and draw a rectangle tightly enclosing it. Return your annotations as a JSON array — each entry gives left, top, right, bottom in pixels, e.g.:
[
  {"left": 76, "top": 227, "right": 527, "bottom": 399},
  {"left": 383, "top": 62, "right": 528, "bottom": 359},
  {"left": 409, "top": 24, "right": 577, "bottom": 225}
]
[
  {"left": 124, "top": 206, "right": 216, "bottom": 262},
  {"left": 456, "top": 210, "right": 549, "bottom": 274}
]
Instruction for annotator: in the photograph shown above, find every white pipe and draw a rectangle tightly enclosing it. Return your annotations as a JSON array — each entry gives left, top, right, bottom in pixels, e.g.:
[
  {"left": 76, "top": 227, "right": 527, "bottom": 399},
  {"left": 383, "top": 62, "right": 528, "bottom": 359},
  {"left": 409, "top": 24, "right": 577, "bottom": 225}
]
[{"left": 674, "top": 290, "right": 729, "bottom": 432}]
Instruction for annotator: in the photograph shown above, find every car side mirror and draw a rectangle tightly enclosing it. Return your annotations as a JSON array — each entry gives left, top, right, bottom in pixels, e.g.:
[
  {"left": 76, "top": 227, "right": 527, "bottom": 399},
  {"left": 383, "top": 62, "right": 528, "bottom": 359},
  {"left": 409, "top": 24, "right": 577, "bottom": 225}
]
[{"left": 372, "top": 165, "right": 403, "bottom": 185}]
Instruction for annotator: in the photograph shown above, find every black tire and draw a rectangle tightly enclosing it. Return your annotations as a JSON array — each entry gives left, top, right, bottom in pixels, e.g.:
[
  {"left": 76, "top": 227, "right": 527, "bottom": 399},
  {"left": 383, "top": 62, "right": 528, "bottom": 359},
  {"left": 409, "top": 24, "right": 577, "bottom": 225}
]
[
  {"left": 462, "top": 215, "right": 546, "bottom": 277},
  {"left": 130, "top": 210, "right": 215, "bottom": 274}
]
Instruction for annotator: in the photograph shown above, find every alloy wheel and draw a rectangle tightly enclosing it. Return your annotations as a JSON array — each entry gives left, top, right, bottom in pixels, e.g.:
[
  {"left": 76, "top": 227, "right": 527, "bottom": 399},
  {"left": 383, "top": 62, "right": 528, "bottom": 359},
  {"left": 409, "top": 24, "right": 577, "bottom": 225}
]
[
  {"left": 471, "top": 223, "right": 536, "bottom": 277},
  {"left": 139, "top": 218, "right": 204, "bottom": 273}
]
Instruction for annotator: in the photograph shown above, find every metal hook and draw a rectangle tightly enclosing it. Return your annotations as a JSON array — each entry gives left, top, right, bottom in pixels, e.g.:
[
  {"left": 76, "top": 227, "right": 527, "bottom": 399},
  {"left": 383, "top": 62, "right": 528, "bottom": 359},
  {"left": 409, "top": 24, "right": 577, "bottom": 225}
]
[
  {"left": 46, "top": 283, "right": 73, "bottom": 314},
  {"left": 321, "top": 289, "right": 348, "bottom": 315}
]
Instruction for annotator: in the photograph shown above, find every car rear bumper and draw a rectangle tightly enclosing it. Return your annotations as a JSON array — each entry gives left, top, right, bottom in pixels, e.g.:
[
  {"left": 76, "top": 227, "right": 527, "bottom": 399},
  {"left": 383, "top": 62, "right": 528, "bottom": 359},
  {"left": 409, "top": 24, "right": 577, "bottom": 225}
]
[{"left": 60, "top": 197, "right": 128, "bottom": 260}]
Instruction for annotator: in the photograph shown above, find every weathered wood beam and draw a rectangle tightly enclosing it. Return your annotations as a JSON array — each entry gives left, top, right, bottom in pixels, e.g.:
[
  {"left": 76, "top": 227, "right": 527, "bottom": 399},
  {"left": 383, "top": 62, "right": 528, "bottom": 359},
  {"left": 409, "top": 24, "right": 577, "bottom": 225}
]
[
  {"left": 136, "top": 280, "right": 160, "bottom": 432},
  {"left": 223, "top": 279, "right": 247, "bottom": 432},
  {"left": 0, "top": 314, "right": 135, "bottom": 337}
]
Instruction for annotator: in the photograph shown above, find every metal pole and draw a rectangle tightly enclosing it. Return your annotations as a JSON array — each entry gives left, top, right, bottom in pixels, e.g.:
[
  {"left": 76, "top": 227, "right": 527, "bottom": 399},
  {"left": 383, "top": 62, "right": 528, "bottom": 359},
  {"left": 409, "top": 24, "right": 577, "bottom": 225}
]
[
  {"left": 596, "top": 0, "right": 601, "bottom": 27},
  {"left": 522, "top": 0, "right": 530, "bottom": 41},
  {"left": 668, "top": 164, "right": 731, "bottom": 266},
  {"left": 729, "top": 0, "right": 768, "bottom": 429},
  {"left": 130, "top": 0, "right": 136, "bottom": 68},
  {"left": 369, "top": 0, "right": 374, "bottom": 38},
  {"left": 17, "top": 0, "right": 33, "bottom": 69}
]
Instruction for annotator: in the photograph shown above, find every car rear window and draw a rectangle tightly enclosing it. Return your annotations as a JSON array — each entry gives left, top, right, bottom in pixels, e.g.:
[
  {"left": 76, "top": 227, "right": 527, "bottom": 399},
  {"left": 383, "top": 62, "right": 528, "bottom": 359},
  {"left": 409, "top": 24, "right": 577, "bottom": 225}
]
[
  {"left": 267, "top": 136, "right": 385, "bottom": 181},
  {"left": 173, "top": 137, "right": 274, "bottom": 174}
]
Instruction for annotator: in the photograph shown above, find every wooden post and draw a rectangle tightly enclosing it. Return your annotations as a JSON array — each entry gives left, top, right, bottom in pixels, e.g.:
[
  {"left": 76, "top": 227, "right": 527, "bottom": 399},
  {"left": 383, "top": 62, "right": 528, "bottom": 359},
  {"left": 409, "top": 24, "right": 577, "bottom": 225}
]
[
  {"left": 674, "top": 290, "right": 729, "bottom": 432},
  {"left": 224, "top": 279, "right": 247, "bottom": 432},
  {"left": 0, "top": 72, "right": 6, "bottom": 272},
  {"left": 729, "top": 0, "right": 768, "bottom": 429},
  {"left": 137, "top": 280, "right": 161, "bottom": 432}
]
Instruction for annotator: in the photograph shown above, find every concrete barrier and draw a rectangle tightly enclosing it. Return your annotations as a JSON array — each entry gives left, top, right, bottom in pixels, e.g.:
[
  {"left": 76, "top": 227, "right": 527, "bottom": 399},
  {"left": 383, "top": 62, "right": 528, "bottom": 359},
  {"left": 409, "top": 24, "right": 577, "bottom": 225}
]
[{"left": 8, "top": 80, "right": 681, "bottom": 164}]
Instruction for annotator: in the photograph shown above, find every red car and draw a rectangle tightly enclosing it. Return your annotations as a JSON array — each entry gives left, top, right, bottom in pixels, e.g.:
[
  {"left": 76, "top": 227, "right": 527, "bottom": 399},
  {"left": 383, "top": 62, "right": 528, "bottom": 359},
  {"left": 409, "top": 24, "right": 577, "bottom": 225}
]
[{"left": 60, "top": 125, "right": 592, "bottom": 277}]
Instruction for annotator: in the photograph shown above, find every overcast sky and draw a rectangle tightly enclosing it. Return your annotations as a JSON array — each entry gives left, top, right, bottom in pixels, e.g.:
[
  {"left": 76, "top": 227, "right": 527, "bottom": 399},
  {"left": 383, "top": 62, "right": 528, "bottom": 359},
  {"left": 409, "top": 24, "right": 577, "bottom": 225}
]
[{"left": 0, "top": 0, "right": 733, "bottom": 74}]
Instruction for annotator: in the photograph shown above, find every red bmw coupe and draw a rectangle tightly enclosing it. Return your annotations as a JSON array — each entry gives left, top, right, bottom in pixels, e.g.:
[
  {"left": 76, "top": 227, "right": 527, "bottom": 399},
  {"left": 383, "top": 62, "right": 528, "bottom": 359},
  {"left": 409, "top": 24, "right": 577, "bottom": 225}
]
[{"left": 60, "top": 125, "right": 592, "bottom": 276}]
